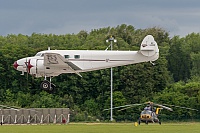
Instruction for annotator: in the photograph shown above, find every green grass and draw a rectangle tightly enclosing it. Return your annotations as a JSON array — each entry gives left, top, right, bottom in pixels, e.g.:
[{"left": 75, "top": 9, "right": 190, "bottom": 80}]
[{"left": 0, "top": 123, "right": 200, "bottom": 133}]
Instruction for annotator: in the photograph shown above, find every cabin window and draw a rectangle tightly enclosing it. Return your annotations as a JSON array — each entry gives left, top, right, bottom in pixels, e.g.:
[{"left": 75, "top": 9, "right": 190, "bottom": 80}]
[
  {"left": 74, "top": 55, "right": 80, "bottom": 59},
  {"left": 64, "top": 55, "right": 70, "bottom": 59}
]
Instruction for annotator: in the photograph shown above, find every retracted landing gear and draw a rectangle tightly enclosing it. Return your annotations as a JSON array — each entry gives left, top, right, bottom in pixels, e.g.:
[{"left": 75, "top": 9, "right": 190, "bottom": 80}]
[{"left": 40, "top": 76, "right": 56, "bottom": 93}]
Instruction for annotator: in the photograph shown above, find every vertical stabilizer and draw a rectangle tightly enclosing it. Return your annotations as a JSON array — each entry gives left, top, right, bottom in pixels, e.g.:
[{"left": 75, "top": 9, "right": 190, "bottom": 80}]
[{"left": 140, "top": 35, "right": 159, "bottom": 57}]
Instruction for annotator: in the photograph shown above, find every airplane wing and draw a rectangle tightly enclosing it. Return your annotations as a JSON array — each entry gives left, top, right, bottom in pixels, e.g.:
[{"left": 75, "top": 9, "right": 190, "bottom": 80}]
[{"left": 43, "top": 53, "right": 82, "bottom": 77}]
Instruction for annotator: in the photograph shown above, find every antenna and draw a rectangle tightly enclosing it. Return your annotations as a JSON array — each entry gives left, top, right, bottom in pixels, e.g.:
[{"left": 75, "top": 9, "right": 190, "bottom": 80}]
[{"left": 150, "top": 61, "right": 155, "bottom": 65}]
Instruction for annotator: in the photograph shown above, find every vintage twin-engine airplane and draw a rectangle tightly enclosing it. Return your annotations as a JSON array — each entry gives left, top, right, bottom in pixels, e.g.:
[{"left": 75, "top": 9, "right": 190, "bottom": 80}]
[{"left": 13, "top": 35, "right": 159, "bottom": 92}]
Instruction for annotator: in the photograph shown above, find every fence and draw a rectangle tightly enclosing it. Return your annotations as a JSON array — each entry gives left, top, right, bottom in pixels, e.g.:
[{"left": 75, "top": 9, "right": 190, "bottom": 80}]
[{"left": 0, "top": 108, "right": 70, "bottom": 124}]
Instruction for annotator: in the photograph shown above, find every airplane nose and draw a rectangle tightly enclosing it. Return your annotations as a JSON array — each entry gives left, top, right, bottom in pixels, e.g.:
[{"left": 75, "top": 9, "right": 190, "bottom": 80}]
[{"left": 13, "top": 61, "right": 19, "bottom": 69}]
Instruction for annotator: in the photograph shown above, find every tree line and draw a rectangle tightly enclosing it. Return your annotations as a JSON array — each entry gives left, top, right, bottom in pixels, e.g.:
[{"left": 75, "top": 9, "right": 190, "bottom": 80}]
[{"left": 0, "top": 24, "right": 199, "bottom": 122}]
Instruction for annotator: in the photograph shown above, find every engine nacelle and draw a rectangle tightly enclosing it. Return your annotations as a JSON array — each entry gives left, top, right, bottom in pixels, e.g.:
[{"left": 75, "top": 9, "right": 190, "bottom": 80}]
[{"left": 29, "top": 59, "right": 44, "bottom": 77}]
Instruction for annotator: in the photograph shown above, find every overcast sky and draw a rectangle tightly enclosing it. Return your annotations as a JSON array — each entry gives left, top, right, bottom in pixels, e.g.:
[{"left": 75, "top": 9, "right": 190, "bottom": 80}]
[{"left": 0, "top": 0, "right": 200, "bottom": 37}]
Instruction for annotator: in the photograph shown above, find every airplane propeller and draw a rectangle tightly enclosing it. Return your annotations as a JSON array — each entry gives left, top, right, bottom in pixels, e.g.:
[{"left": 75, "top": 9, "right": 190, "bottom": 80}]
[
  {"left": 24, "top": 58, "right": 35, "bottom": 90},
  {"left": 25, "top": 58, "right": 29, "bottom": 90}
]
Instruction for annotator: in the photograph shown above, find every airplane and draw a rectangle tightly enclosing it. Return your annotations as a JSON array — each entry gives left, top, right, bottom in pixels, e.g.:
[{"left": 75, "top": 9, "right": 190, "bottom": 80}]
[{"left": 13, "top": 35, "right": 159, "bottom": 92}]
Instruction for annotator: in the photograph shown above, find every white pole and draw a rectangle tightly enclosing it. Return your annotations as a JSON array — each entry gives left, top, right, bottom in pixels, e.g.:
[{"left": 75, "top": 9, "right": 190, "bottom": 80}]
[
  {"left": 110, "top": 40, "right": 113, "bottom": 121},
  {"left": 106, "top": 36, "right": 116, "bottom": 122}
]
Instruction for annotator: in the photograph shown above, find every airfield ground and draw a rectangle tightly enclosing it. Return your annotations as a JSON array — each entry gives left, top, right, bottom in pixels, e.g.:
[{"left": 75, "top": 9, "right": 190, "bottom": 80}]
[{"left": 0, "top": 122, "right": 199, "bottom": 133}]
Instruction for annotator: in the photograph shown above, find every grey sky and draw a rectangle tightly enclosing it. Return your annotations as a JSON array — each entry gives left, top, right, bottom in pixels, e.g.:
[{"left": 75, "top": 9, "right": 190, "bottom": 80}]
[{"left": 0, "top": 0, "right": 200, "bottom": 37}]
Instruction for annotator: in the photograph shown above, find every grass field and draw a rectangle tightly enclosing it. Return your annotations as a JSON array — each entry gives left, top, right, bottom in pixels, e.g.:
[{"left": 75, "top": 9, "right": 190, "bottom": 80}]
[{"left": 0, "top": 123, "right": 200, "bottom": 133}]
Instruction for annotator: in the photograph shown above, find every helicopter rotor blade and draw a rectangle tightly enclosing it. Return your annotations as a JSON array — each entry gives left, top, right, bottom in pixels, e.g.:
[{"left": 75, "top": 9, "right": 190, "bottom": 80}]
[
  {"left": 145, "top": 101, "right": 154, "bottom": 104},
  {"left": 0, "top": 105, "right": 39, "bottom": 112},
  {"left": 0, "top": 105, "right": 20, "bottom": 111},
  {"left": 118, "top": 106, "right": 136, "bottom": 111},
  {"left": 103, "top": 104, "right": 142, "bottom": 111},
  {"left": 153, "top": 103, "right": 173, "bottom": 111},
  {"left": 9, "top": 106, "right": 39, "bottom": 113},
  {"left": 163, "top": 104, "right": 198, "bottom": 111}
]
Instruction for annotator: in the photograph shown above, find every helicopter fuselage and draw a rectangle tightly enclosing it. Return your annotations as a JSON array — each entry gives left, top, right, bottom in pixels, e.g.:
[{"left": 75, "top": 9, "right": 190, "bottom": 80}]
[{"left": 138, "top": 110, "right": 160, "bottom": 124}]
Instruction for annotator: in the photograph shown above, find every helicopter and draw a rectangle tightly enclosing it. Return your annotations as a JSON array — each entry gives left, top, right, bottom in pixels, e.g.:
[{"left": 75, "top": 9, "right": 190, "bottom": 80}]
[
  {"left": 104, "top": 101, "right": 198, "bottom": 125},
  {"left": 137, "top": 101, "right": 172, "bottom": 125}
]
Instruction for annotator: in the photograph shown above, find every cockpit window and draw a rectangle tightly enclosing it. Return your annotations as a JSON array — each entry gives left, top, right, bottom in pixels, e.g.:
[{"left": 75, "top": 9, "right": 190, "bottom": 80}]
[
  {"left": 35, "top": 53, "right": 41, "bottom": 56},
  {"left": 141, "top": 110, "right": 151, "bottom": 115},
  {"left": 35, "top": 52, "right": 44, "bottom": 57}
]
